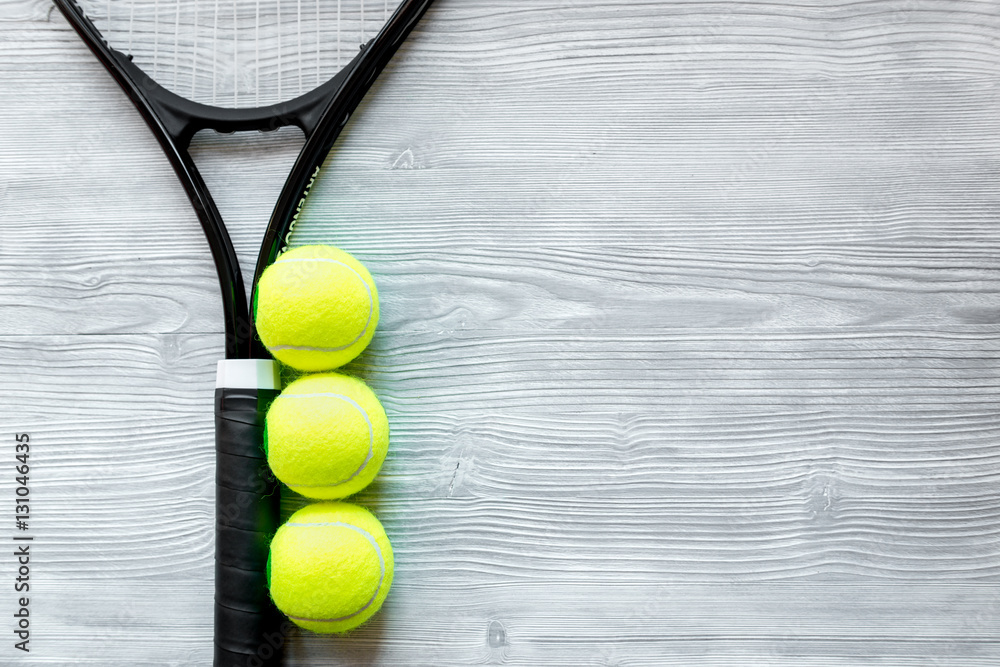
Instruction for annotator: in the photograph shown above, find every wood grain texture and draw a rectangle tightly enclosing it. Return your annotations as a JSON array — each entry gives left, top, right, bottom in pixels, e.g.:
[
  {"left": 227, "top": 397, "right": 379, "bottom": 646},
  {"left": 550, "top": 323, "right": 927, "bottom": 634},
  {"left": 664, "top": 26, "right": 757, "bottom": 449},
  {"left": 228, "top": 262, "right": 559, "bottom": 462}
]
[
  {"left": 1, "top": 0, "right": 999, "bottom": 665},
  {"left": 2, "top": 245, "right": 1000, "bottom": 335}
]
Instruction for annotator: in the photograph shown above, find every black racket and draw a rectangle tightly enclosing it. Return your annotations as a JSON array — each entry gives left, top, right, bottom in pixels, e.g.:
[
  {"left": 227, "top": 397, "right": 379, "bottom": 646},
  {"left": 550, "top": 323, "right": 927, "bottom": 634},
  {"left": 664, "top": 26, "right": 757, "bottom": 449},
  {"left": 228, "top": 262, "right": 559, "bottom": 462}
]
[{"left": 52, "top": 1, "right": 434, "bottom": 665}]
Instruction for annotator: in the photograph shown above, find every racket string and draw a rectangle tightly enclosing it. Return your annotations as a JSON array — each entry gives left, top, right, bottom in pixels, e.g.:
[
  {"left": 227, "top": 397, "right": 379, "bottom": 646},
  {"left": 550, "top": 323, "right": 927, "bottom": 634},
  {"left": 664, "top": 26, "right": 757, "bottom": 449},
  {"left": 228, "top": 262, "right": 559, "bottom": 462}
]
[
  {"left": 77, "top": 0, "right": 393, "bottom": 108},
  {"left": 297, "top": 0, "right": 302, "bottom": 96},
  {"left": 232, "top": 0, "right": 238, "bottom": 108},
  {"left": 211, "top": 0, "right": 219, "bottom": 106}
]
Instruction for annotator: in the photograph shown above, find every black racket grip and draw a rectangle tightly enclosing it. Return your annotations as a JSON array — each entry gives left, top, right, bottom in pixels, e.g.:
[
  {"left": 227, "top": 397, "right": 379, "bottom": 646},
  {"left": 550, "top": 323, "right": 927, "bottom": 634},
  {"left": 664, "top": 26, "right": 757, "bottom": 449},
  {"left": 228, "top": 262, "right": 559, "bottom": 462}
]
[{"left": 214, "top": 360, "right": 284, "bottom": 667}]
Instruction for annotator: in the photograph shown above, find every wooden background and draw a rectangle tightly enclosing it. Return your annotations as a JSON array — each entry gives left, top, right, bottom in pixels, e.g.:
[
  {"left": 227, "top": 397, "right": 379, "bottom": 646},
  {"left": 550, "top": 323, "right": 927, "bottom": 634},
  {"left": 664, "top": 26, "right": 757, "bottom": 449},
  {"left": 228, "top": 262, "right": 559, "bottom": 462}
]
[{"left": 2, "top": 0, "right": 999, "bottom": 664}]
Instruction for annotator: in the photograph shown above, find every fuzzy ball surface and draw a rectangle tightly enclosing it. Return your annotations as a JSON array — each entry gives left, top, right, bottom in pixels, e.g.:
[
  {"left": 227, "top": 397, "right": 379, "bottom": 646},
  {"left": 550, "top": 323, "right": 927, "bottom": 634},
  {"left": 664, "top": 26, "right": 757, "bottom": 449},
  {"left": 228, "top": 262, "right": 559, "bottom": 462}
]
[
  {"left": 255, "top": 245, "right": 379, "bottom": 371},
  {"left": 268, "top": 502, "right": 394, "bottom": 634},
  {"left": 265, "top": 373, "right": 389, "bottom": 499}
]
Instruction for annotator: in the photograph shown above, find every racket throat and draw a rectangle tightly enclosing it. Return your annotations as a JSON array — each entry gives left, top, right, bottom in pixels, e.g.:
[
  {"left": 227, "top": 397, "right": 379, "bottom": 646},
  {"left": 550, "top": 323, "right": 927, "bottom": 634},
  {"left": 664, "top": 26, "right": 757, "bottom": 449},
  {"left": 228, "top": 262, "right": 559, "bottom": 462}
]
[{"left": 106, "top": 45, "right": 370, "bottom": 150}]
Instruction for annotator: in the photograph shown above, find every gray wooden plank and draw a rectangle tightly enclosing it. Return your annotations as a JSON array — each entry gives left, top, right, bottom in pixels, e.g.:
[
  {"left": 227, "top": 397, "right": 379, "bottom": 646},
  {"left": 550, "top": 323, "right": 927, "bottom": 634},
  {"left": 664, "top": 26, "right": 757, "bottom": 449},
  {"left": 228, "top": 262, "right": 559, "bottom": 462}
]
[
  {"left": 2, "top": 329, "right": 999, "bottom": 417},
  {"left": 3, "top": 245, "right": 999, "bottom": 335},
  {"left": 0, "top": 0, "right": 50, "bottom": 22},
  {"left": 14, "top": 581, "right": 1000, "bottom": 666}
]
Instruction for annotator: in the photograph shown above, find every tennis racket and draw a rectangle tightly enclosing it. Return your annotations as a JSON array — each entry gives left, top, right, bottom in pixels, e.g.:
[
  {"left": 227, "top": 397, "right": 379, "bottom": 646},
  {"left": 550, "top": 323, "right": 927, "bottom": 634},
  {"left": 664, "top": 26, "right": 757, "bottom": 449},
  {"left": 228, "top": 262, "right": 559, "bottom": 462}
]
[{"left": 52, "top": 1, "right": 435, "bottom": 665}]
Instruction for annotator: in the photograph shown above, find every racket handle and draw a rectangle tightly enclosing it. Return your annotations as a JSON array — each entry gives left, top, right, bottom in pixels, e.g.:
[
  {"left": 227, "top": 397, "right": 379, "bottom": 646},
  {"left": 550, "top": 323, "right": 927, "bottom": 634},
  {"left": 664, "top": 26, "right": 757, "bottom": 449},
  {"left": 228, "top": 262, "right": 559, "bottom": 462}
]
[{"left": 214, "top": 360, "right": 284, "bottom": 667}]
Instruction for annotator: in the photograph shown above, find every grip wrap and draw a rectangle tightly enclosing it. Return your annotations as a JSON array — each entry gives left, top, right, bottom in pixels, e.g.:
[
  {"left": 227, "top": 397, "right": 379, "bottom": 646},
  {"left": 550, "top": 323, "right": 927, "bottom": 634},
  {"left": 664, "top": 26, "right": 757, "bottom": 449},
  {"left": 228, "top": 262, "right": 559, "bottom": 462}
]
[{"left": 214, "top": 360, "right": 284, "bottom": 667}]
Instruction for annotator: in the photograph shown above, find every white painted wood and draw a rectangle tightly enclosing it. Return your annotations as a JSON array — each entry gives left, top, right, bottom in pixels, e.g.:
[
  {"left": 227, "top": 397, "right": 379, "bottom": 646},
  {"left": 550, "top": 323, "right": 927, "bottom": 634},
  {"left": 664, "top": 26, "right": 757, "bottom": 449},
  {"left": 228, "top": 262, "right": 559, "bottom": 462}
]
[{"left": 1, "top": 0, "right": 999, "bottom": 664}]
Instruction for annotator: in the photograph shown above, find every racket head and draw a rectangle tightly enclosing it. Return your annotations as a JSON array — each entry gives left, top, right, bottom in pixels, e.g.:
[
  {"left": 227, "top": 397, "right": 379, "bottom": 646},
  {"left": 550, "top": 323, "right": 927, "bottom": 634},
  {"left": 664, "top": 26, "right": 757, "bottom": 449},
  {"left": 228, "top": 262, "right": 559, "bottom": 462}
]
[{"left": 73, "top": 0, "right": 396, "bottom": 109}]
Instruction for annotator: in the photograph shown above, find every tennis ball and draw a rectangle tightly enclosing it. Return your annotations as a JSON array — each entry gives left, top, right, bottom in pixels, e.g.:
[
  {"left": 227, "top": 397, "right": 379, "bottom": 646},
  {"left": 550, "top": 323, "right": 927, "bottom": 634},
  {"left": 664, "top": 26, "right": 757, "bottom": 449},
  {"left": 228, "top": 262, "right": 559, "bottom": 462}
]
[
  {"left": 268, "top": 502, "right": 394, "bottom": 634},
  {"left": 254, "top": 245, "right": 379, "bottom": 371},
  {"left": 265, "top": 372, "right": 389, "bottom": 499}
]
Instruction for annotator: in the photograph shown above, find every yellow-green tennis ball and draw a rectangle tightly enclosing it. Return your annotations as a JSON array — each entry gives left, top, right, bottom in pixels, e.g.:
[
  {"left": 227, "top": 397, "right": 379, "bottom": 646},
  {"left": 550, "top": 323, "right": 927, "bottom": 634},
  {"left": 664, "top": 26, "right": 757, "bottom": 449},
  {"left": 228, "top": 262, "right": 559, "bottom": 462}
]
[
  {"left": 265, "top": 373, "right": 389, "bottom": 499},
  {"left": 268, "top": 502, "right": 394, "bottom": 634},
  {"left": 254, "top": 245, "right": 379, "bottom": 371}
]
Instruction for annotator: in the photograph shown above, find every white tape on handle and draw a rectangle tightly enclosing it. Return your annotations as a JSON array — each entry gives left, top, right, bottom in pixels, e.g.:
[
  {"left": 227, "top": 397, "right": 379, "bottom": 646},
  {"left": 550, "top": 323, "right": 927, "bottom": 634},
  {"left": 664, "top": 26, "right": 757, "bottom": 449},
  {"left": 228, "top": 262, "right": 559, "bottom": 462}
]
[{"left": 216, "top": 359, "right": 281, "bottom": 390}]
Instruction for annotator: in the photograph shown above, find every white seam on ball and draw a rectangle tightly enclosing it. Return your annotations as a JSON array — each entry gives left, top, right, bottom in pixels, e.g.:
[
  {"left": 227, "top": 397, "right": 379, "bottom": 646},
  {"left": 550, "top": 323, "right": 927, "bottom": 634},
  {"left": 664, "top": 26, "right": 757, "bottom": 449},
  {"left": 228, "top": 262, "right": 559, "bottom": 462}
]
[
  {"left": 277, "top": 392, "right": 374, "bottom": 487},
  {"left": 283, "top": 522, "right": 385, "bottom": 623},
  {"left": 269, "top": 258, "right": 374, "bottom": 351}
]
